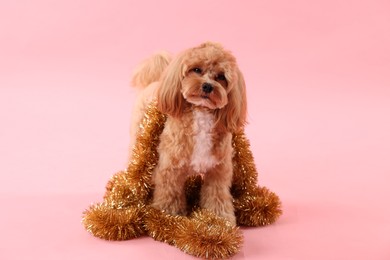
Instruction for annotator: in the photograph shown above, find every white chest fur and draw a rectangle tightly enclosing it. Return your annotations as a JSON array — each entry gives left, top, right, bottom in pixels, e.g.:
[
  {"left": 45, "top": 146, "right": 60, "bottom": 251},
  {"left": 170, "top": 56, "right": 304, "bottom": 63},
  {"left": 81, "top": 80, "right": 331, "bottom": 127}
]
[{"left": 190, "top": 110, "right": 218, "bottom": 173}]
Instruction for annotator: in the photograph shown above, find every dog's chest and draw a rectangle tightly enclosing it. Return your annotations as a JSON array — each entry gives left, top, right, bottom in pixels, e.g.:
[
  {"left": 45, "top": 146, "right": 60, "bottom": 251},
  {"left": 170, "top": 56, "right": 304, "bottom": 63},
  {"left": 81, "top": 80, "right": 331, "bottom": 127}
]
[{"left": 190, "top": 110, "right": 217, "bottom": 173}]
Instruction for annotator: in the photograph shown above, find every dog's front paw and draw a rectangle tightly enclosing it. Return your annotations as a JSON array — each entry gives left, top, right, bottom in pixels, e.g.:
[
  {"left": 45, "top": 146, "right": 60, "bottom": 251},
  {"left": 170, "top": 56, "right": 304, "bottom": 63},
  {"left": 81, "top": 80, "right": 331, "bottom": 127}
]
[
  {"left": 201, "top": 199, "right": 236, "bottom": 225},
  {"left": 152, "top": 197, "right": 187, "bottom": 216},
  {"left": 221, "top": 212, "right": 237, "bottom": 226}
]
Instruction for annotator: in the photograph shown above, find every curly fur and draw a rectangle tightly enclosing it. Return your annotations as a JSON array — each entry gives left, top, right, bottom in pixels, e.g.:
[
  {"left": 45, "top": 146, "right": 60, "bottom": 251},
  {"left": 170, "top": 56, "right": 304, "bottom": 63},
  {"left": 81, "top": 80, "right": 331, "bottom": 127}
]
[
  {"left": 82, "top": 42, "right": 282, "bottom": 259},
  {"left": 131, "top": 42, "right": 247, "bottom": 225}
]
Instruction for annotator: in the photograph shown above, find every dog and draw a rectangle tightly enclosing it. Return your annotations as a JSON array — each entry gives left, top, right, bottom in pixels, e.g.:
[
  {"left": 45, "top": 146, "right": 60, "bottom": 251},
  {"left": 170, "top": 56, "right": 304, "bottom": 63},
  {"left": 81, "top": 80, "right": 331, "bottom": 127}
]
[{"left": 130, "top": 42, "right": 247, "bottom": 225}]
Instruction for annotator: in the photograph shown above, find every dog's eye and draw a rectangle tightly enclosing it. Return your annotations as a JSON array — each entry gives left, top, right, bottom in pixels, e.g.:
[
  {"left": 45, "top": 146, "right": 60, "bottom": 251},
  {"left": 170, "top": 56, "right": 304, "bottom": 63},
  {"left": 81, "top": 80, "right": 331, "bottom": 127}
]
[
  {"left": 191, "top": 68, "right": 202, "bottom": 74},
  {"left": 216, "top": 74, "right": 226, "bottom": 81}
]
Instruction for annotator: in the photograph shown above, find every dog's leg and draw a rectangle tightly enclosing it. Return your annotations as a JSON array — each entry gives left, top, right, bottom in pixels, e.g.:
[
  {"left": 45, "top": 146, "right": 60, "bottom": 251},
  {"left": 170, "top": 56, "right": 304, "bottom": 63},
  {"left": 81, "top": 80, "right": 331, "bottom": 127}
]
[
  {"left": 152, "top": 165, "right": 188, "bottom": 216},
  {"left": 200, "top": 161, "right": 236, "bottom": 225}
]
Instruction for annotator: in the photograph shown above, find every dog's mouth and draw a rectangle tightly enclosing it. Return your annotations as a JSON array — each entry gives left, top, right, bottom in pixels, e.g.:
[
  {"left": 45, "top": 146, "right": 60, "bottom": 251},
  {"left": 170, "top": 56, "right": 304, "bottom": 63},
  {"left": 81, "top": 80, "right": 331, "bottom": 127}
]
[
  {"left": 189, "top": 94, "right": 210, "bottom": 100},
  {"left": 185, "top": 93, "right": 223, "bottom": 110}
]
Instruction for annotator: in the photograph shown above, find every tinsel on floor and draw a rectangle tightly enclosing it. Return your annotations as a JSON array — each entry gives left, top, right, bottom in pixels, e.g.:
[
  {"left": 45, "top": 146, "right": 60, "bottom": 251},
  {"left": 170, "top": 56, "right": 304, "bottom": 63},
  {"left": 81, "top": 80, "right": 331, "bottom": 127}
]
[{"left": 82, "top": 101, "right": 282, "bottom": 259}]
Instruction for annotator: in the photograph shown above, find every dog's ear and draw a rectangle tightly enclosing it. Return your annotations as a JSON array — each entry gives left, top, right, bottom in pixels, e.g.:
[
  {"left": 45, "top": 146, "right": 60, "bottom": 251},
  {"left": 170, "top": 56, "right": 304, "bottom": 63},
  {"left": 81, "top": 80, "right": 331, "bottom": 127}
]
[
  {"left": 216, "top": 69, "right": 247, "bottom": 132},
  {"left": 156, "top": 52, "right": 186, "bottom": 117}
]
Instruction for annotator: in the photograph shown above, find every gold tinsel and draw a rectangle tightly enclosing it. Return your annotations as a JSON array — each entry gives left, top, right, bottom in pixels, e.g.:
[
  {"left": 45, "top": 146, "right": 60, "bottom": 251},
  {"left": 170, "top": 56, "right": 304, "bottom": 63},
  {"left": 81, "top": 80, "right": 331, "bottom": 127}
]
[
  {"left": 231, "top": 132, "right": 283, "bottom": 226},
  {"left": 144, "top": 207, "right": 243, "bottom": 259},
  {"left": 82, "top": 101, "right": 282, "bottom": 259},
  {"left": 82, "top": 202, "right": 146, "bottom": 240}
]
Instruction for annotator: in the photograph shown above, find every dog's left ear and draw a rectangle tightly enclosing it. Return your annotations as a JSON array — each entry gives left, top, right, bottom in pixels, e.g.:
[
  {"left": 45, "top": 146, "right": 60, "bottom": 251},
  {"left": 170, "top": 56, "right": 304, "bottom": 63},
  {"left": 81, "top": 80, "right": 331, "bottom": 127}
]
[{"left": 216, "top": 69, "right": 247, "bottom": 132}]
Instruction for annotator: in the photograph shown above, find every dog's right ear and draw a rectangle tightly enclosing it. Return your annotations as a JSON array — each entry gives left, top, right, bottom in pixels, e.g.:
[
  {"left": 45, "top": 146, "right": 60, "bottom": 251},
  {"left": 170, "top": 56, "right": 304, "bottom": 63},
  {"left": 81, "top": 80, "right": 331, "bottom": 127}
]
[{"left": 157, "top": 52, "right": 187, "bottom": 117}]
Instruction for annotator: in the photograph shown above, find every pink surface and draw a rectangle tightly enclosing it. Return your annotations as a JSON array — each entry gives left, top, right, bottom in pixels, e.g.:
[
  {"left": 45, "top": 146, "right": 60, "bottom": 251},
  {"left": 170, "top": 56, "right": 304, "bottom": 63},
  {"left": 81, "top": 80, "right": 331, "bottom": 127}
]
[{"left": 1, "top": 0, "right": 389, "bottom": 259}]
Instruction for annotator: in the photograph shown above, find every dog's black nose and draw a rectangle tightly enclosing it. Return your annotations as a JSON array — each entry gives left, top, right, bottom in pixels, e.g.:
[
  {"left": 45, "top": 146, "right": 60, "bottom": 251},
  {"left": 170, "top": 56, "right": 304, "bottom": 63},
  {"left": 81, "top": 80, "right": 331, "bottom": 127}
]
[{"left": 202, "top": 83, "right": 214, "bottom": 93}]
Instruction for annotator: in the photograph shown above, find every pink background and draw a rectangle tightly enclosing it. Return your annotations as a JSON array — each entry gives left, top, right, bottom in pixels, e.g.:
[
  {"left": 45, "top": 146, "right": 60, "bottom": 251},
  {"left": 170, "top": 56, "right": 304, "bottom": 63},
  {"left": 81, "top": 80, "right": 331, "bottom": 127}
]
[{"left": 1, "top": 0, "right": 389, "bottom": 259}]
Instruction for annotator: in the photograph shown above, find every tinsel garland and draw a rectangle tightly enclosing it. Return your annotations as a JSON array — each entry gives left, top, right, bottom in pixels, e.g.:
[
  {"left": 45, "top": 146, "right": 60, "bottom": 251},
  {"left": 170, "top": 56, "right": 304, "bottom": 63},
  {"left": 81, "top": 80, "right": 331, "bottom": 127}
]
[
  {"left": 82, "top": 101, "right": 282, "bottom": 259},
  {"left": 231, "top": 132, "right": 283, "bottom": 226}
]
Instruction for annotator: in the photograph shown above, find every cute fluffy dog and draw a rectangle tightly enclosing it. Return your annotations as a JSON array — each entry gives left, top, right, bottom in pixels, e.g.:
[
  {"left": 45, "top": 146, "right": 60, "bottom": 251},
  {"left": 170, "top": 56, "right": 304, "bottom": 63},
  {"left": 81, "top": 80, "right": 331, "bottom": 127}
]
[
  {"left": 131, "top": 42, "right": 247, "bottom": 225},
  {"left": 83, "top": 42, "right": 282, "bottom": 258}
]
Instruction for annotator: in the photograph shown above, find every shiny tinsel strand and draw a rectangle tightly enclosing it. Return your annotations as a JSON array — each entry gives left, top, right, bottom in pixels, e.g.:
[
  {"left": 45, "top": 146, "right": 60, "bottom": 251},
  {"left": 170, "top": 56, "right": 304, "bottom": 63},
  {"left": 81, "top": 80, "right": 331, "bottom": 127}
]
[
  {"left": 144, "top": 207, "right": 183, "bottom": 245},
  {"left": 231, "top": 131, "right": 282, "bottom": 226},
  {"left": 82, "top": 203, "right": 146, "bottom": 240},
  {"left": 145, "top": 207, "right": 243, "bottom": 259},
  {"left": 82, "top": 101, "right": 282, "bottom": 258},
  {"left": 234, "top": 187, "right": 282, "bottom": 226},
  {"left": 231, "top": 132, "right": 260, "bottom": 198},
  {"left": 82, "top": 101, "right": 166, "bottom": 241},
  {"left": 176, "top": 209, "right": 243, "bottom": 259},
  {"left": 104, "top": 101, "right": 166, "bottom": 206}
]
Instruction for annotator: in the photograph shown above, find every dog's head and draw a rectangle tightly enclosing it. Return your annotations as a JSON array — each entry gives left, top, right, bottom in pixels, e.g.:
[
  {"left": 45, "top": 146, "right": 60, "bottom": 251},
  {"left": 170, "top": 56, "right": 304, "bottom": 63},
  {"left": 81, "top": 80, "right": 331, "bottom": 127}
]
[{"left": 157, "top": 42, "right": 247, "bottom": 132}]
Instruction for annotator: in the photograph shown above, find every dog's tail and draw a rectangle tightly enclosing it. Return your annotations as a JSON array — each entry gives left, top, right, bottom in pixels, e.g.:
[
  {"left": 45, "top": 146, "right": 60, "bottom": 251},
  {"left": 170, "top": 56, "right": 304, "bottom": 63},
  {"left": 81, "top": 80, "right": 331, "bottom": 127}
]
[{"left": 131, "top": 51, "right": 172, "bottom": 88}]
